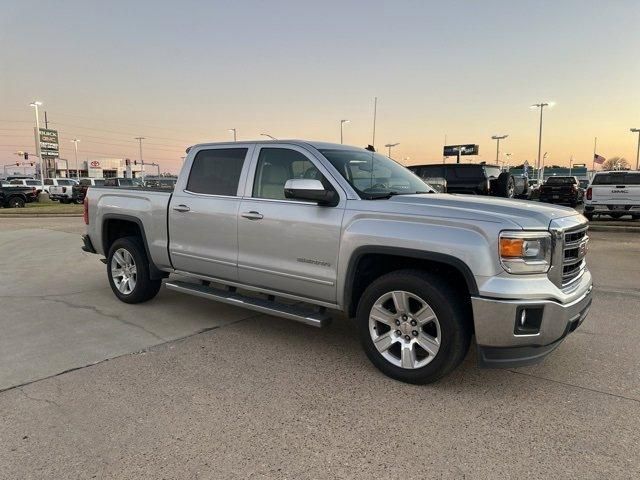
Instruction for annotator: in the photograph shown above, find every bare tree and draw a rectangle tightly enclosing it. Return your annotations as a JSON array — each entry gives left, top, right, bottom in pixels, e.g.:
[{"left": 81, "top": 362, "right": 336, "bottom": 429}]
[{"left": 602, "top": 157, "right": 630, "bottom": 171}]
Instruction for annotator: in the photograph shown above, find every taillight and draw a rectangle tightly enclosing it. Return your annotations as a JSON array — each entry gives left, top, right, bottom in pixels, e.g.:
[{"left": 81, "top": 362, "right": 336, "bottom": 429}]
[
  {"left": 83, "top": 197, "right": 89, "bottom": 225},
  {"left": 586, "top": 187, "right": 592, "bottom": 200},
  {"left": 62, "top": 187, "right": 67, "bottom": 193}
]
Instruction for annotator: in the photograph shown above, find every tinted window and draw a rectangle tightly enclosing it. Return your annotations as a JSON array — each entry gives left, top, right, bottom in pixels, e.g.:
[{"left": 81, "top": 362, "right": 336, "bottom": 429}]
[
  {"left": 449, "top": 165, "right": 483, "bottom": 179},
  {"left": 592, "top": 172, "right": 640, "bottom": 185},
  {"left": 9, "top": 180, "right": 23, "bottom": 185},
  {"left": 253, "top": 148, "right": 322, "bottom": 200},
  {"left": 80, "top": 179, "right": 92, "bottom": 186},
  {"left": 413, "top": 165, "right": 444, "bottom": 178},
  {"left": 94, "top": 179, "right": 105, "bottom": 186},
  {"left": 26, "top": 180, "right": 39, "bottom": 186},
  {"left": 546, "top": 177, "right": 576, "bottom": 185},
  {"left": 58, "top": 179, "right": 75, "bottom": 186},
  {"left": 44, "top": 179, "right": 53, "bottom": 185},
  {"left": 187, "top": 148, "right": 247, "bottom": 196}
]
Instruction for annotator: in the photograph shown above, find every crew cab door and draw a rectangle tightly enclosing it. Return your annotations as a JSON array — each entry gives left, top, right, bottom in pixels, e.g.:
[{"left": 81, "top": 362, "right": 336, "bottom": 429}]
[
  {"left": 168, "top": 145, "right": 253, "bottom": 281},
  {"left": 237, "top": 145, "right": 345, "bottom": 303}
]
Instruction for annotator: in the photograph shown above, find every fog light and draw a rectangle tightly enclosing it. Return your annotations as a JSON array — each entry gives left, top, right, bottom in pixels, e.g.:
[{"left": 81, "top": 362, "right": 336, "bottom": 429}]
[{"left": 514, "top": 306, "right": 543, "bottom": 335}]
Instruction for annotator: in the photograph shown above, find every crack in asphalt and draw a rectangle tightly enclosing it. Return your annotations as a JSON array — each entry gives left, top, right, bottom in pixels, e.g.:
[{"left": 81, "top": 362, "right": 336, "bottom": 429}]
[
  {"left": 42, "top": 296, "right": 167, "bottom": 342},
  {"left": 18, "top": 387, "right": 62, "bottom": 409},
  {"left": 507, "top": 369, "right": 640, "bottom": 404},
  {"left": 0, "top": 313, "right": 261, "bottom": 396}
]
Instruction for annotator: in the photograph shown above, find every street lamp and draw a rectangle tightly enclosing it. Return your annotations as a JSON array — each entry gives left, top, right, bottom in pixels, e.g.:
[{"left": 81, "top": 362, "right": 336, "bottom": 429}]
[
  {"left": 29, "top": 101, "right": 44, "bottom": 180},
  {"left": 384, "top": 142, "right": 399, "bottom": 158},
  {"left": 228, "top": 128, "right": 237, "bottom": 142},
  {"left": 260, "top": 133, "right": 277, "bottom": 140},
  {"left": 135, "top": 137, "right": 145, "bottom": 178},
  {"left": 630, "top": 128, "right": 640, "bottom": 170},
  {"left": 71, "top": 138, "right": 80, "bottom": 178},
  {"left": 530, "top": 102, "right": 555, "bottom": 171},
  {"left": 491, "top": 135, "right": 508, "bottom": 163},
  {"left": 340, "top": 119, "right": 350, "bottom": 144}
]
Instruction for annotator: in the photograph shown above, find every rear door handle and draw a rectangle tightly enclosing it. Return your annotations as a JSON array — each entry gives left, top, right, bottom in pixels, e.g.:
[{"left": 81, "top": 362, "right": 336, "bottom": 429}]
[
  {"left": 173, "top": 204, "right": 190, "bottom": 212},
  {"left": 241, "top": 211, "right": 263, "bottom": 220}
]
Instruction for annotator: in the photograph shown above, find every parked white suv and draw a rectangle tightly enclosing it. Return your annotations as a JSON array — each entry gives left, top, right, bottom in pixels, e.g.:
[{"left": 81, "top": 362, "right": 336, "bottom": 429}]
[
  {"left": 584, "top": 171, "right": 640, "bottom": 220},
  {"left": 48, "top": 178, "right": 79, "bottom": 203},
  {"left": 9, "top": 179, "right": 45, "bottom": 198}
]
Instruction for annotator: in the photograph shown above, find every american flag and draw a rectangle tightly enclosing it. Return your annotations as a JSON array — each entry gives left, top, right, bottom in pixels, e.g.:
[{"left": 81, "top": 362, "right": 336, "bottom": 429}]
[{"left": 594, "top": 154, "right": 605, "bottom": 165}]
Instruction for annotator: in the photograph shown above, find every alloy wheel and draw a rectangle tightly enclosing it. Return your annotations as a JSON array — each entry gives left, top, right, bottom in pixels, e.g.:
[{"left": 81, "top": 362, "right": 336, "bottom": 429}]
[
  {"left": 368, "top": 290, "right": 441, "bottom": 369},
  {"left": 111, "top": 248, "right": 137, "bottom": 295}
]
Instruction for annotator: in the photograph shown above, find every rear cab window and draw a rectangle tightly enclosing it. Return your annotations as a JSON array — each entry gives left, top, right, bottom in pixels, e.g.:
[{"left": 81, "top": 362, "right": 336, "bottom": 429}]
[
  {"left": 592, "top": 173, "right": 640, "bottom": 185},
  {"left": 187, "top": 148, "right": 248, "bottom": 196}
]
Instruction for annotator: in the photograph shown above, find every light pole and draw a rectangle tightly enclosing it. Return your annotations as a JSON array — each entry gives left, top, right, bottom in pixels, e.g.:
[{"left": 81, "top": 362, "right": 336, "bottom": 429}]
[
  {"left": 491, "top": 135, "right": 508, "bottom": 163},
  {"left": 340, "top": 119, "right": 350, "bottom": 144},
  {"left": 135, "top": 137, "right": 145, "bottom": 178},
  {"left": 531, "top": 102, "right": 554, "bottom": 172},
  {"left": 228, "top": 128, "right": 237, "bottom": 142},
  {"left": 71, "top": 138, "right": 80, "bottom": 178},
  {"left": 630, "top": 128, "right": 640, "bottom": 170},
  {"left": 30, "top": 101, "right": 44, "bottom": 180},
  {"left": 260, "top": 133, "right": 277, "bottom": 140},
  {"left": 384, "top": 143, "right": 399, "bottom": 158}
]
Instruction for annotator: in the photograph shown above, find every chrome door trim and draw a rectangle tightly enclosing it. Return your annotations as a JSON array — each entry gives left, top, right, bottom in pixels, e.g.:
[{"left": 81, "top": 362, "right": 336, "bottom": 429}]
[
  {"left": 238, "top": 263, "right": 335, "bottom": 286},
  {"left": 170, "top": 251, "right": 236, "bottom": 267}
]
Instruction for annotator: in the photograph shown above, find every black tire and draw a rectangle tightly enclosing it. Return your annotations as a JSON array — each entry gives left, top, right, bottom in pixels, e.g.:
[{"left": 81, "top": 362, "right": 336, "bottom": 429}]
[
  {"left": 107, "top": 236, "right": 162, "bottom": 304},
  {"left": 609, "top": 213, "right": 623, "bottom": 219},
  {"left": 356, "top": 269, "right": 472, "bottom": 384},
  {"left": 7, "top": 196, "right": 25, "bottom": 208},
  {"left": 497, "top": 172, "right": 515, "bottom": 198},
  {"left": 74, "top": 197, "right": 83, "bottom": 204}
]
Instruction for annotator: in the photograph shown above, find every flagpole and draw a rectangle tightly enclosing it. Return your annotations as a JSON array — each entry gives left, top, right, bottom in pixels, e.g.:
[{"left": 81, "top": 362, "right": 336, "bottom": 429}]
[{"left": 592, "top": 137, "right": 597, "bottom": 171}]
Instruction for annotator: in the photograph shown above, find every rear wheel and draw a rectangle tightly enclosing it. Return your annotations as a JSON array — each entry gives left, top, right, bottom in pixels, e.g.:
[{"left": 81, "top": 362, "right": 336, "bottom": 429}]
[
  {"left": 609, "top": 213, "right": 623, "bottom": 219},
  {"left": 107, "top": 236, "right": 162, "bottom": 304},
  {"left": 497, "top": 172, "right": 515, "bottom": 198},
  {"left": 7, "top": 196, "right": 25, "bottom": 208},
  {"left": 357, "top": 269, "right": 471, "bottom": 384}
]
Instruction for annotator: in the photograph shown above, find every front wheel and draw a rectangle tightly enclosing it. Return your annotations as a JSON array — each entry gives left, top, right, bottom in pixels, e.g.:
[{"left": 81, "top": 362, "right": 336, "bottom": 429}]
[
  {"left": 357, "top": 269, "right": 472, "bottom": 384},
  {"left": 107, "top": 236, "right": 162, "bottom": 304}
]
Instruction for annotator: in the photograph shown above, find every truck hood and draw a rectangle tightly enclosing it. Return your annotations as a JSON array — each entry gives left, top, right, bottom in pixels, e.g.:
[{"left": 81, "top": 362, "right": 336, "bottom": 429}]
[{"left": 384, "top": 193, "right": 579, "bottom": 229}]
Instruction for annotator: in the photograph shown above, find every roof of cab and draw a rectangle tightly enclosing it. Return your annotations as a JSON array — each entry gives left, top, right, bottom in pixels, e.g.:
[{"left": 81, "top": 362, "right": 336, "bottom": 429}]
[{"left": 186, "top": 140, "right": 367, "bottom": 154}]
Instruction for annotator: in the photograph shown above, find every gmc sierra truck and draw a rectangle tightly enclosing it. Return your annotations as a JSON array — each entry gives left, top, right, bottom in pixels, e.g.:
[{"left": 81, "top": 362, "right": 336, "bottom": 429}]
[
  {"left": 82, "top": 140, "right": 593, "bottom": 384},
  {"left": 584, "top": 170, "right": 640, "bottom": 220}
]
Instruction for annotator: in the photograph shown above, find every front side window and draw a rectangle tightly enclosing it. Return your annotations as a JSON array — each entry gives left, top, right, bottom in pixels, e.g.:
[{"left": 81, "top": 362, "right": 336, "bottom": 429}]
[
  {"left": 253, "top": 148, "right": 323, "bottom": 200},
  {"left": 187, "top": 148, "right": 248, "bottom": 196},
  {"left": 94, "top": 179, "right": 105, "bottom": 186},
  {"left": 320, "top": 148, "right": 432, "bottom": 199}
]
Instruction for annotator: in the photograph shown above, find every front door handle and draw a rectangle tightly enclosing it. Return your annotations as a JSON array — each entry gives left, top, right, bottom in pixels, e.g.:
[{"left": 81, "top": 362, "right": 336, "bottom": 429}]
[
  {"left": 241, "top": 211, "right": 263, "bottom": 220},
  {"left": 173, "top": 204, "right": 190, "bottom": 213}
]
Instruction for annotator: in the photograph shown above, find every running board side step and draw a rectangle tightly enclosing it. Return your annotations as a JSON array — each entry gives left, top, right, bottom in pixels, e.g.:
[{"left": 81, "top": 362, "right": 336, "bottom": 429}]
[{"left": 165, "top": 280, "right": 331, "bottom": 328}]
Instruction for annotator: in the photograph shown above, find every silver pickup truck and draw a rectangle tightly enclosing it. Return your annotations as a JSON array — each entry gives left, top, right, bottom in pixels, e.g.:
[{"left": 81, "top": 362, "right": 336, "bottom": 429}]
[{"left": 82, "top": 140, "right": 593, "bottom": 384}]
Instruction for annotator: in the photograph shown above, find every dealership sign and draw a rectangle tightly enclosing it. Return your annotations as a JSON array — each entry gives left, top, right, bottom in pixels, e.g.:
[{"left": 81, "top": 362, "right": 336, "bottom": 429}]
[
  {"left": 443, "top": 144, "right": 479, "bottom": 156},
  {"left": 37, "top": 128, "right": 59, "bottom": 158}
]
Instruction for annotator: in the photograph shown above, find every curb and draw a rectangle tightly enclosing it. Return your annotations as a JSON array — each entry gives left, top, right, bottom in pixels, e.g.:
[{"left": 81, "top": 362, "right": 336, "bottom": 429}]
[
  {"left": 588, "top": 224, "right": 640, "bottom": 233},
  {"left": 0, "top": 214, "right": 83, "bottom": 218}
]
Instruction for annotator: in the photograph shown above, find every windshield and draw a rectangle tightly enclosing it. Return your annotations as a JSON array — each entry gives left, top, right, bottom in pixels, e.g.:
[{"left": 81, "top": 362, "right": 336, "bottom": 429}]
[{"left": 319, "top": 149, "right": 433, "bottom": 198}]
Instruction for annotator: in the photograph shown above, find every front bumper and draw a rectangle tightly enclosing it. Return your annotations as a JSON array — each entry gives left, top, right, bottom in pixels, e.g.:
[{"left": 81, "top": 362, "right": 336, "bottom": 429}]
[{"left": 472, "top": 283, "right": 593, "bottom": 368}]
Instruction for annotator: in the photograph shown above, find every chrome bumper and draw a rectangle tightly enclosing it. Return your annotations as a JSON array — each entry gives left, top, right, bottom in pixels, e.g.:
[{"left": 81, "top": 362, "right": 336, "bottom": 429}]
[{"left": 472, "top": 284, "right": 593, "bottom": 368}]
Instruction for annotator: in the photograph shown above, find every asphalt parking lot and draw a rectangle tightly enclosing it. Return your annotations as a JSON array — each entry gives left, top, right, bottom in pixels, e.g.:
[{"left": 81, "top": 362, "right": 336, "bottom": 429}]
[{"left": 1, "top": 217, "right": 639, "bottom": 479}]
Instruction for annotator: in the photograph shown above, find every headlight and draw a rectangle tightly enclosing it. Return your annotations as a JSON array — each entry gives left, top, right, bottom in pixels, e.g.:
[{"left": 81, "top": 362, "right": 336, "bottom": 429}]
[{"left": 499, "top": 231, "right": 552, "bottom": 274}]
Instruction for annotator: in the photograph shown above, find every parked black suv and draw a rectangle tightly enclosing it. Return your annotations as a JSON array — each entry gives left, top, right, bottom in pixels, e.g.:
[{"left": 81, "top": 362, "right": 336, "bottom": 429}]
[
  {"left": 0, "top": 183, "right": 37, "bottom": 208},
  {"left": 408, "top": 163, "right": 527, "bottom": 198}
]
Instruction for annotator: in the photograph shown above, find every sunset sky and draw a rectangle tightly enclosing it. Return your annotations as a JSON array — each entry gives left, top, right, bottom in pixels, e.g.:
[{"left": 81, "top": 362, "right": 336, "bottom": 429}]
[{"left": 1, "top": 0, "right": 639, "bottom": 173}]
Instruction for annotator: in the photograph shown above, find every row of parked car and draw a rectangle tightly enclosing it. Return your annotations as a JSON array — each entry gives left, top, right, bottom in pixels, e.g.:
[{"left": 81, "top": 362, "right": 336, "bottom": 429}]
[
  {"left": 407, "top": 163, "right": 640, "bottom": 220},
  {"left": 0, "top": 175, "right": 178, "bottom": 207}
]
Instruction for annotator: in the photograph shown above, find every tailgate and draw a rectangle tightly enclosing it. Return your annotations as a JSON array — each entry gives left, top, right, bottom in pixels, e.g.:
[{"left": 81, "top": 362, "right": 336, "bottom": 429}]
[{"left": 590, "top": 185, "right": 640, "bottom": 204}]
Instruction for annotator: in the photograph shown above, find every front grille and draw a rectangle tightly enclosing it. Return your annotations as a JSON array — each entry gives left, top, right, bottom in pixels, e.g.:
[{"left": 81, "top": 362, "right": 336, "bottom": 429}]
[{"left": 562, "top": 226, "right": 588, "bottom": 286}]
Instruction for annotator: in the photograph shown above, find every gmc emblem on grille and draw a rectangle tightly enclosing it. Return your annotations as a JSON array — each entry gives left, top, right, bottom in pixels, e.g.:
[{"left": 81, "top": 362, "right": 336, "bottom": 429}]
[{"left": 578, "top": 241, "right": 588, "bottom": 258}]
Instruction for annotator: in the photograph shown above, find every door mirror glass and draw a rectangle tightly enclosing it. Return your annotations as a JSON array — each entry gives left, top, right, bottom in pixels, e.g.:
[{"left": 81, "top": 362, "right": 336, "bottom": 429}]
[{"left": 284, "top": 179, "right": 337, "bottom": 206}]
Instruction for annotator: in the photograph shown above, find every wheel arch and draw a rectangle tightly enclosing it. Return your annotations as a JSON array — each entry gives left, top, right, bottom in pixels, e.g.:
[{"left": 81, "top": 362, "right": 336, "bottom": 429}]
[
  {"left": 344, "top": 246, "right": 478, "bottom": 319},
  {"left": 102, "top": 214, "right": 168, "bottom": 280}
]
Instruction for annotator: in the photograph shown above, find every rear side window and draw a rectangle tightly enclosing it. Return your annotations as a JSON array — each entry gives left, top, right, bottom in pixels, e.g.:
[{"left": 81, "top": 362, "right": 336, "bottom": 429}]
[
  {"left": 94, "top": 179, "right": 105, "bottom": 186},
  {"left": 450, "top": 166, "right": 483, "bottom": 179},
  {"left": 58, "top": 179, "right": 75, "bottom": 186},
  {"left": 26, "top": 180, "right": 39, "bottom": 186},
  {"left": 80, "top": 179, "right": 92, "bottom": 186},
  {"left": 187, "top": 148, "right": 248, "bottom": 196},
  {"left": 44, "top": 179, "right": 53, "bottom": 185}
]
